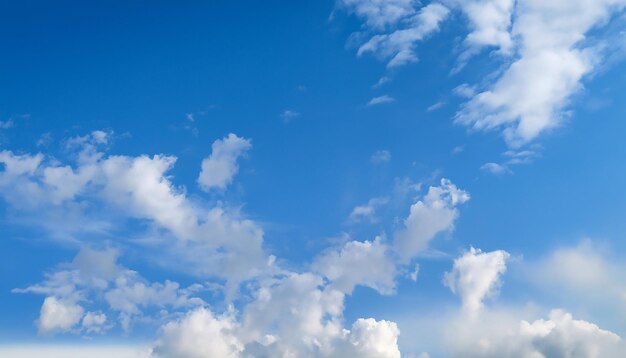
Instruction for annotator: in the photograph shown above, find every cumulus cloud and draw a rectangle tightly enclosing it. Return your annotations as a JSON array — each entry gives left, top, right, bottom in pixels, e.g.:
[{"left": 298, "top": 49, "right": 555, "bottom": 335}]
[
  {"left": 456, "top": 0, "right": 626, "bottom": 145},
  {"left": 444, "top": 247, "right": 510, "bottom": 317},
  {"left": 394, "top": 179, "right": 469, "bottom": 260},
  {"left": 15, "top": 247, "right": 205, "bottom": 334},
  {"left": 0, "top": 132, "right": 269, "bottom": 283},
  {"left": 38, "top": 297, "right": 85, "bottom": 335},
  {"left": 151, "top": 308, "right": 243, "bottom": 358},
  {"left": 151, "top": 272, "right": 402, "bottom": 358},
  {"left": 198, "top": 133, "right": 251, "bottom": 191},
  {"left": 313, "top": 237, "right": 396, "bottom": 295}
]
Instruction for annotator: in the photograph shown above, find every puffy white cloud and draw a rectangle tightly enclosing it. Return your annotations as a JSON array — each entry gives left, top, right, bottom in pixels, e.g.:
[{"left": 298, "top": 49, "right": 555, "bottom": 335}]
[
  {"left": 444, "top": 308, "right": 623, "bottom": 357},
  {"left": 444, "top": 247, "right": 510, "bottom": 317},
  {"left": 38, "top": 297, "right": 84, "bottom": 335},
  {"left": 198, "top": 133, "right": 251, "bottom": 191},
  {"left": 151, "top": 308, "right": 243, "bottom": 358},
  {"left": 151, "top": 272, "right": 402, "bottom": 358},
  {"left": 394, "top": 179, "right": 469, "bottom": 260},
  {"left": 343, "top": 318, "right": 401, "bottom": 358},
  {"left": 15, "top": 247, "right": 205, "bottom": 334},
  {"left": 0, "top": 132, "right": 269, "bottom": 283},
  {"left": 456, "top": 0, "right": 626, "bottom": 145},
  {"left": 313, "top": 237, "right": 396, "bottom": 295},
  {"left": 358, "top": 3, "right": 450, "bottom": 68}
]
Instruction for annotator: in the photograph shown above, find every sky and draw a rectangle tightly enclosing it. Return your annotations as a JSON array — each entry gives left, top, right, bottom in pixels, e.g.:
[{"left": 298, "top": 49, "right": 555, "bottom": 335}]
[{"left": 1, "top": 0, "right": 626, "bottom": 357}]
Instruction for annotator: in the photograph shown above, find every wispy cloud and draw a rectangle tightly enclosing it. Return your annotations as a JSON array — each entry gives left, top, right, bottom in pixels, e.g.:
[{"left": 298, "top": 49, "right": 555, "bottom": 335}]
[{"left": 367, "top": 94, "right": 395, "bottom": 106}]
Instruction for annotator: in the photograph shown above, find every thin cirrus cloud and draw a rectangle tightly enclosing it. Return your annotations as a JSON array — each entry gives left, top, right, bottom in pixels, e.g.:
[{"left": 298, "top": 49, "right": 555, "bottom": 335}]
[{"left": 367, "top": 94, "right": 396, "bottom": 106}]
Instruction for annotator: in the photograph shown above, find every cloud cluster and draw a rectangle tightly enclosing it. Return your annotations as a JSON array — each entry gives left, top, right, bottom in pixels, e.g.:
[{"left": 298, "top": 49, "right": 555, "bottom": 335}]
[
  {"left": 0, "top": 132, "right": 269, "bottom": 284},
  {"left": 14, "top": 247, "right": 204, "bottom": 335},
  {"left": 342, "top": 0, "right": 626, "bottom": 145}
]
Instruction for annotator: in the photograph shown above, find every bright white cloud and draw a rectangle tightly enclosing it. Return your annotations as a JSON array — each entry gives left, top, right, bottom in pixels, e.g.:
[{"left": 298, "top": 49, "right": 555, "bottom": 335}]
[
  {"left": 0, "top": 133, "right": 269, "bottom": 283},
  {"left": 151, "top": 308, "right": 243, "bottom": 358},
  {"left": 151, "top": 271, "right": 402, "bottom": 358},
  {"left": 445, "top": 0, "right": 515, "bottom": 56},
  {"left": 444, "top": 247, "right": 510, "bottom": 317},
  {"left": 394, "top": 178, "right": 469, "bottom": 260},
  {"left": 456, "top": 0, "right": 626, "bottom": 145},
  {"left": 313, "top": 237, "right": 396, "bottom": 295},
  {"left": 15, "top": 247, "right": 205, "bottom": 334},
  {"left": 38, "top": 297, "right": 85, "bottom": 335},
  {"left": 198, "top": 133, "right": 251, "bottom": 191}
]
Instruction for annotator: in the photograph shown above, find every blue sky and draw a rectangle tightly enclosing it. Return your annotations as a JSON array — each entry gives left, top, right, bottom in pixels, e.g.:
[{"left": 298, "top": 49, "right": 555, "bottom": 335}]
[{"left": 2, "top": 0, "right": 626, "bottom": 357}]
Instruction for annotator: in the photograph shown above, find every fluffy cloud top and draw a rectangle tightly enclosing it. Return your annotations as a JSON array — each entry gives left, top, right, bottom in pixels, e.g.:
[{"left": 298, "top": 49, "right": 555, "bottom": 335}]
[
  {"left": 198, "top": 133, "right": 251, "bottom": 191},
  {"left": 444, "top": 247, "right": 510, "bottom": 317},
  {"left": 394, "top": 178, "right": 469, "bottom": 260}
]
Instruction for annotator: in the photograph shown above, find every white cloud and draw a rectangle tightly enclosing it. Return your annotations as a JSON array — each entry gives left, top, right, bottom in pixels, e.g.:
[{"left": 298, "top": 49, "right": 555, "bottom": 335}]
[
  {"left": 358, "top": 3, "right": 450, "bottom": 68},
  {"left": 371, "top": 149, "right": 392, "bottom": 164},
  {"left": 38, "top": 297, "right": 84, "bottom": 335},
  {"left": 481, "top": 162, "right": 511, "bottom": 175},
  {"left": 15, "top": 247, "right": 205, "bottom": 334},
  {"left": 444, "top": 308, "right": 623, "bottom": 357},
  {"left": 313, "top": 237, "right": 396, "bottom": 295},
  {"left": 367, "top": 95, "right": 396, "bottom": 106},
  {"left": 198, "top": 133, "right": 251, "bottom": 191},
  {"left": 456, "top": 0, "right": 626, "bottom": 146},
  {"left": 348, "top": 196, "right": 389, "bottom": 223},
  {"left": 444, "top": 247, "right": 510, "bottom": 318},
  {"left": 0, "top": 133, "right": 269, "bottom": 283},
  {"left": 151, "top": 308, "right": 243, "bottom": 358},
  {"left": 152, "top": 271, "right": 402, "bottom": 358},
  {"left": 445, "top": 0, "right": 515, "bottom": 61},
  {"left": 393, "top": 179, "right": 469, "bottom": 260},
  {"left": 344, "top": 318, "right": 401, "bottom": 358}
]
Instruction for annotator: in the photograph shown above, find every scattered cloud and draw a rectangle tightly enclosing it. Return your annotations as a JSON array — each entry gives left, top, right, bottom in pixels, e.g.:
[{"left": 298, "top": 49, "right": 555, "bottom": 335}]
[
  {"left": 444, "top": 247, "right": 510, "bottom": 318},
  {"left": 426, "top": 101, "right": 445, "bottom": 112},
  {"left": 198, "top": 133, "right": 252, "bottom": 191},
  {"left": 367, "top": 95, "right": 396, "bottom": 106},
  {"left": 394, "top": 179, "right": 470, "bottom": 261},
  {"left": 348, "top": 196, "right": 389, "bottom": 223},
  {"left": 480, "top": 162, "right": 511, "bottom": 175},
  {"left": 280, "top": 109, "right": 301, "bottom": 123}
]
